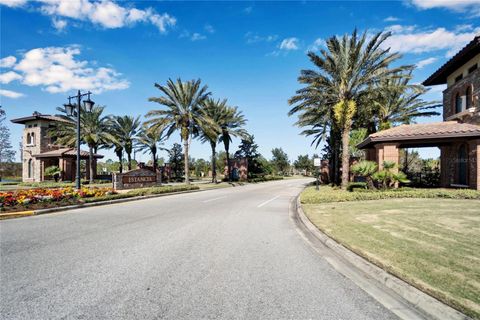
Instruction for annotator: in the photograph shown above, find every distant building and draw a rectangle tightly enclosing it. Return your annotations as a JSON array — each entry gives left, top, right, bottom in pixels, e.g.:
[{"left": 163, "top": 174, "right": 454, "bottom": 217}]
[
  {"left": 359, "top": 36, "right": 480, "bottom": 190},
  {"left": 11, "top": 112, "right": 103, "bottom": 182}
]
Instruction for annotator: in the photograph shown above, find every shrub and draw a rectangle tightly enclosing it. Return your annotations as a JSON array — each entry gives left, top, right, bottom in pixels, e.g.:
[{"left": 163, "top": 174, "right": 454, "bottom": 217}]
[
  {"left": 301, "top": 186, "right": 480, "bottom": 204},
  {"left": 347, "top": 182, "right": 367, "bottom": 192},
  {"left": 248, "top": 175, "right": 283, "bottom": 183}
]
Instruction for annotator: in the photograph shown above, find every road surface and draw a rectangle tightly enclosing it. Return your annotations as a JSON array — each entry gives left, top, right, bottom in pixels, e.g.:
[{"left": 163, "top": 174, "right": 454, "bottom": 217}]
[{"left": 1, "top": 179, "right": 398, "bottom": 319}]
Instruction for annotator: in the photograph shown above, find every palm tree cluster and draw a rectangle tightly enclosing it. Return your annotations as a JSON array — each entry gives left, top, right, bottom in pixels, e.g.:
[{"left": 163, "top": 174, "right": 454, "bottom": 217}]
[
  {"left": 146, "top": 78, "right": 248, "bottom": 184},
  {"left": 288, "top": 29, "right": 440, "bottom": 189},
  {"left": 52, "top": 78, "right": 248, "bottom": 185}
]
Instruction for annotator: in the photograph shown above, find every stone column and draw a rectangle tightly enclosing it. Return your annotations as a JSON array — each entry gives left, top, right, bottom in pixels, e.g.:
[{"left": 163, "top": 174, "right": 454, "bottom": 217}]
[{"left": 375, "top": 143, "right": 399, "bottom": 170}]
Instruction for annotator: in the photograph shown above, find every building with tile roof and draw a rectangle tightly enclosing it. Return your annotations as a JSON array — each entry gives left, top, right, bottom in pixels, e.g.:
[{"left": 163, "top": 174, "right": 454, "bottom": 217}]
[
  {"left": 359, "top": 35, "right": 480, "bottom": 190},
  {"left": 11, "top": 112, "right": 103, "bottom": 182}
]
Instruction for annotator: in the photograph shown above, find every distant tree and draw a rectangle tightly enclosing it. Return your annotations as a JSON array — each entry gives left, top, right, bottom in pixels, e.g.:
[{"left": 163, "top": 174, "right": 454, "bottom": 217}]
[
  {"left": 109, "top": 115, "right": 141, "bottom": 171},
  {"left": 294, "top": 154, "right": 313, "bottom": 173},
  {"left": 0, "top": 107, "right": 16, "bottom": 179},
  {"left": 271, "top": 148, "right": 289, "bottom": 175},
  {"left": 234, "top": 134, "right": 263, "bottom": 178},
  {"left": 194, "top": 158, "right": 209, "bottom": 178},
  {"left": 135, "top": 126, "right": 166, "bottom": 172},
  {"left": 168, "top": 143, "right": 184, "bottom": 179},
  {"left": 349, "top": 128, "right": 368, "bottom": 159}
]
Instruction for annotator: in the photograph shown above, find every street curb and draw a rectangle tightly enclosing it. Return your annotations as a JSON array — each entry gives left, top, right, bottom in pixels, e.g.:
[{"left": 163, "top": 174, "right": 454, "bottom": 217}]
[
  {"left": 0, "top": 189, "right": 206, "bottom": 219},
  {"left": 294, "top": 196, "right": 470, "bottom": 320}
]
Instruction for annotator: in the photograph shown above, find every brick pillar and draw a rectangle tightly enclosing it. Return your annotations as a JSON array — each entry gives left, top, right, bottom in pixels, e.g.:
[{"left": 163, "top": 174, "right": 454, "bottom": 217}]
[
  {"left": 375, "top": 143, "right": 399, "bottom": 170},
  {"left": 469, "top": 139, "right": 480, "bottom": 190}
]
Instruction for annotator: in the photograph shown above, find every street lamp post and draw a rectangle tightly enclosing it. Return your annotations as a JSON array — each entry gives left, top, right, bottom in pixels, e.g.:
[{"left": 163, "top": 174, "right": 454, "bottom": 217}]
[{"left": 64, "top": 90, "right": 95, "bottom": 190}]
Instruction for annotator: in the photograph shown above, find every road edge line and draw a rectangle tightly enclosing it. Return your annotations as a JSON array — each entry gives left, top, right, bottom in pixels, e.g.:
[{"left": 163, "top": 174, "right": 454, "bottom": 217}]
[{"left": 291, "top": 195, "right": 470, "bottom": 320}]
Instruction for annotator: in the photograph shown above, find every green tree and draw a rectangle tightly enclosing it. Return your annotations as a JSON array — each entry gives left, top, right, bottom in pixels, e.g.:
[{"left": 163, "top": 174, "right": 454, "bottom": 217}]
[
  {"left": 109, "top": 115, "right": 141, "bottom": 171},
  {"left": 289, "top": 29, "right": 409, "bottom": 189},
  {"left": 219, "top": 105, "right": 248, "bottom": 182},
  {"left": 350, "top": 160, "right": 378, "bottom": 189},
  {"left": 55, "top": 105, "right": 114, "bottom": 183},
  {"left": 135, "top": 126, "right": 166, "bottom": 172},
  {"left": 271, "top": 147, "right": 289, "bottom": 175},
  {"left": 199, "top": 98, "right": 225, "bottom": 183},
  {"left": 294, "top": 154, "right": 313, "bottom": 173},
  {"left": 168, "top": 143, "right": 184, "bottom": 179},
  {"left": 0, "top": 107, "right": 15, "bottom": 180},
  {"left": 146, "top": 78, "right": 211, "bottom": 184},
  {"left": 234, "top": 134, "right": 263, "bottom": 178}
]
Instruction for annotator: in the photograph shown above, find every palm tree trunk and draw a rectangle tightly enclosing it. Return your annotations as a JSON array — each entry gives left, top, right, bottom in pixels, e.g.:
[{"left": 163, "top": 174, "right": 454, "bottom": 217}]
[
  {"left": 152, "top": 148, "right": 157, "bottom": 173},
  {"left": 127, "top": 152, "right": 132, "bottom": 171},
  {"left": 88, "top": 146, "right": 94, "bottom": 184},
  {"left": 341, "top": 127, "right": 351, "bottom": 189},
  {"left": 118, "top": 153, "right": 123, "bottom": 173},
  {"left": 225, "top": 145, "right": 231, "bottom": 182},
  {"left": 210, "top": 141, "right": 217, "bottom": 183},
  {"left": 183, "top": 138, "right": 190, "bottom": 185}
]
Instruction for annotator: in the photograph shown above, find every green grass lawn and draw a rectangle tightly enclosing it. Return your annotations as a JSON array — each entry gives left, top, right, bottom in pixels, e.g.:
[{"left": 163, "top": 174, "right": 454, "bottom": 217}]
[{"left": 302, "top": 189, "right": 480, "bottom": 319}]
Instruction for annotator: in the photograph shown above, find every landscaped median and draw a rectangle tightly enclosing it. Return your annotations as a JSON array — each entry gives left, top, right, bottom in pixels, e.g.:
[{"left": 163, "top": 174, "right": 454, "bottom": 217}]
[
  {"left": 300, "top": 186, "right": 480, "bottom": 319},
  {"left": 0, "top": 185, "right": 200, "bottom": 219}
]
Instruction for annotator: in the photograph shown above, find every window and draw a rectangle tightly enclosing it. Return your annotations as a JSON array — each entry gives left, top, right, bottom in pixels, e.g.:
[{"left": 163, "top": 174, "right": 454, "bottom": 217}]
[
  {"left": 28, "top": 159, "right": 33, "bottom": 178},
  {"left": 455, "top": 92, "right": 462, "bottom": 113},
  {"left": 468, "top": 64, "right": 478, "bottom": 74},
  {"left": 466, "top": 86, "right": 472, "bottom": 109},
  {"left": 30, "top": 132, "right": 35, "bottom": 145},
  {"left": 455, "top": 74, "right": 463, "bottom": 83}
]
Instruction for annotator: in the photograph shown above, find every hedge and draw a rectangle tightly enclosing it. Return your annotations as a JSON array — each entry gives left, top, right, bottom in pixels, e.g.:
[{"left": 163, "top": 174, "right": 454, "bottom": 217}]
[
  {"left": 248, "top": 176, "right": 284, "bottom": 183},
  {"left": 301, "top": 186, "right": 480, "bottom": 204}
]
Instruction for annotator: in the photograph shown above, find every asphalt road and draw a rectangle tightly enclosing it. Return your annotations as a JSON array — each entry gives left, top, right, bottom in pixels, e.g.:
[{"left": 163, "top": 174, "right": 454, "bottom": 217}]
[{"left": 1, "top": 179, "right": 398, "bottom": 319}]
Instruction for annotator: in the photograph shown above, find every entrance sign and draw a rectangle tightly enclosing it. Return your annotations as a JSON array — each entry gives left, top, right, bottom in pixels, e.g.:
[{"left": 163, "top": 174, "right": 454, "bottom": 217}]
[
  {"left": 113, "top": 168, "right": 160, "bottom": 190},
  {"left": 314, "top": 158, "right": 321, "bottom": 167}
]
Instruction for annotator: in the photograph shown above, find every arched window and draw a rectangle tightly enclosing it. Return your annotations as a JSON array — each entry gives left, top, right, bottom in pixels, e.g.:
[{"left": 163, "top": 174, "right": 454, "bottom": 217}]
[
  {"left": 28, "top": 159, "right": 33, "bottom": 178},
  {"left": 458, "top": 144, "right": 467, "bottom": 185},
  {"left": 31, "top": 132, "right": 35, "bottom": 145},
  {"left": 455, "top": 92, "right": 462, "bottom": 113},
  {"left": 26, "top": 133, "right": 31, "bottom": 145},
  {"left": 466, "top": 86, "right": 472, "bottom": 109}
]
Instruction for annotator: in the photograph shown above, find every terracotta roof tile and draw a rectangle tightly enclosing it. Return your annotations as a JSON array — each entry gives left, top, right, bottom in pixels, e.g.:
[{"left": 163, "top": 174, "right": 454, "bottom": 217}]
[{"left": 358, "top": 121, "right": 480, "bottom": 148}]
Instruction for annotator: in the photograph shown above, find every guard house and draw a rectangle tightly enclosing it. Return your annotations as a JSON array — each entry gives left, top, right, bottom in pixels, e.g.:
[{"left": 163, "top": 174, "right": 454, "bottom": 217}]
[
  {"left": 11, "top": 112, "right": 103, "bottom": 182},
  {"left": 358, "top": 35, "right": 480, "bottom": 190}
]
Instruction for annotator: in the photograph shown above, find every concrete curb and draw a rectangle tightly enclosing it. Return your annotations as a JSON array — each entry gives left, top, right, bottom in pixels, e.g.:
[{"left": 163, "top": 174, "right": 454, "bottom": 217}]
[
  {"left": 0, "top": 189, "right": 205, "bottom": 219},
  {"left": 294, "top": 196, "right": 470, "bottom": 320}
]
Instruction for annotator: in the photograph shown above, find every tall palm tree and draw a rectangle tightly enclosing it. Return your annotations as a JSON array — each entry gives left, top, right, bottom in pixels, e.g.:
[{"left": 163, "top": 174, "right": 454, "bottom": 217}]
[
  {"left": 199, "top": 98, "right": 225, "bottom": 183},
  {"left": 109, "top": 115, "right": 141, "bottom": 171},
  {"left": 219, "top": 105, "right": 247, "bottom": 181},
  {"left": 289, "top": 29, "right": 409, "bottom": 189},
  {"left": 373, "top": 72, "right": 441, "bottom": 130},
  {"left": 146, "top": 78, "right": 211, "bottom": 184},
  {"left": 54, "top": 105, "right": 114, "bottom": 183},
  {"left": 136, "top": 126, "right": 166, "bottom": 172}
]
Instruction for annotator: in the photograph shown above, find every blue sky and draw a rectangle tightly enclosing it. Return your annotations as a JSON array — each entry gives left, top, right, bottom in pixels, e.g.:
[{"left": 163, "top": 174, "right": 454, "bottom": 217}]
[{"left": 1, "top": 0, "right": 479, "bottom": 163}]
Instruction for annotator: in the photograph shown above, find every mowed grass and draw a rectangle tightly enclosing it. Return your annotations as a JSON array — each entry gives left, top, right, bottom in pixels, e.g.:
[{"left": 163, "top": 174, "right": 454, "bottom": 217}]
[{"left": 302, "top": 197, "right": 480, "bottom": 319}]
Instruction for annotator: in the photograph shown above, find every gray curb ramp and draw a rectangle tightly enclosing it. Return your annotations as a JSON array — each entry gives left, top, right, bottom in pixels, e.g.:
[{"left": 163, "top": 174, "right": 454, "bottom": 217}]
[{"left": 291, "top": 195, "right": 471, "bottom": 320}]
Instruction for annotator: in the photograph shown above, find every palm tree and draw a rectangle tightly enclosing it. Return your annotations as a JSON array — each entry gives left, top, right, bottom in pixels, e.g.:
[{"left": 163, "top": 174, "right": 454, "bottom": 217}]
[
  {"left": 289, "top": 29, "right": 409, "bottom": 189},
  {"left": 136, "top": 126, "right": 166, "bottom": 172},
  {"left": 198, "top": 98, "right": 225, "bottom": 183},
  {"left": 109, "top": 115, "right": 141, "bottom": 171},
  {"left": 54, "top": 105, "right": 114, "bottom": 183},
  {"left": 146, "top": 78, "right": 211, "bottom": 184},
  {"left": 373, "top": 72, "right": 441, "bottom": 130},
  {"left": 219, "top": 105, "right": 247, "bottom": 181}
]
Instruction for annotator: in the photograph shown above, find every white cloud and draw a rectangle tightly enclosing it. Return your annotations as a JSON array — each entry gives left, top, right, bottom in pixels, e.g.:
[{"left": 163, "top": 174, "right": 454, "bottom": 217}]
[
  {"left": 245, "top": 32, "right": 278, "bottom": 44},
  {"left": 409, "top": 0, "right": 480, "bottom": 16},
  {"left": 1, "top": 46, "right": 129, "bottom": 94},
  {"left": 1, "top": 0, "right": 176, "bottom": 33},
  {"left": 191, "top": 33, "right": 206, "bottom": 41},
  {"left": 279, "top": 37, "right": 299, "bottom": 50},
  {"left": 204, "top": 24, "right": 215, "bottom": 34},
  {"left": 52, "top": 17, "right": 67, "bottom": 31},
  {"left": 0, "top": 56, "right": 17, "bottom": 68},
  {"left": 0, "top": 89, "right": 24, "bottom": 98},
  {"left": 0, "top": 0, "right": 26, "bottom": 7},
  {"left": 416, "top": 57, "right": 437, "bottom": 68},
  {"left": 382, "top": 25, "right": 480, "bottom": 57},
  {"left": 307, "top": 38, "right": 325, "bottom": 52},
  {"left": 0, "top": 71, "right": 22, "bottom": 84},
  {"left": 384, "top": 16, "right": 400, "bottom": 22}
]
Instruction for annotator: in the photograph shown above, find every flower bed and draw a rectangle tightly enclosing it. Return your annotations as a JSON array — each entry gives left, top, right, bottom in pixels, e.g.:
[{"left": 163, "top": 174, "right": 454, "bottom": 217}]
[{"left": 0, "top": 187, "right": 116, "bottom": 211}]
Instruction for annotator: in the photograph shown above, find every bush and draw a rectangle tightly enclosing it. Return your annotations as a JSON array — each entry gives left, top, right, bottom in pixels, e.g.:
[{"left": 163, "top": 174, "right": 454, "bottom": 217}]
[
  {"left": 248, "top": 175, "right": 284, "bottom": 183},
  {"left": 347, "top": 182, "right": 367, "bottom": 192},
  {"left": 301, "top": 186, "right": 480, "bottom": 204},
  {"left": 126, "top": 185, "right": 199, "bottom": 197}
]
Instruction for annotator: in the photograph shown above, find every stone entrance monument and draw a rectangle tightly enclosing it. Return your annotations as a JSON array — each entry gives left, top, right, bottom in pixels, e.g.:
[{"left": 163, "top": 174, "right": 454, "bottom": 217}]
[{"left": 113, "top": 168, "right": 161, "bottom": 190}]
